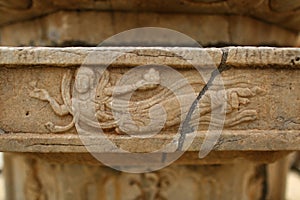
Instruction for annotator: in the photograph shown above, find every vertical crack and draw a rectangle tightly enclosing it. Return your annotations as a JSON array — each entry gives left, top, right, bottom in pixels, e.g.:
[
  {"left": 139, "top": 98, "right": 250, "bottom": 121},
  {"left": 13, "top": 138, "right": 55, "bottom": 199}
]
[{"left": 176, "top": 48, "right": 230, "bottom": 151}]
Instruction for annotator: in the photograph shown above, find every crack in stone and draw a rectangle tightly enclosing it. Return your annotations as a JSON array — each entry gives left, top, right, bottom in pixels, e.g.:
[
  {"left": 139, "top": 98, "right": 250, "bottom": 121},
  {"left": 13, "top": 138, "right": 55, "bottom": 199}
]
[
  {"left": 133, "top": 50, "right": 192, "bottom": 60},
  {"left": 24, "top": 143, "right": 84, "bottom": 147},
  {"left": 176, "top": 48, "right": 230, "bottom": 152},
  {"left": 213, "top": 136, "right": 248, "bottom": 149}
]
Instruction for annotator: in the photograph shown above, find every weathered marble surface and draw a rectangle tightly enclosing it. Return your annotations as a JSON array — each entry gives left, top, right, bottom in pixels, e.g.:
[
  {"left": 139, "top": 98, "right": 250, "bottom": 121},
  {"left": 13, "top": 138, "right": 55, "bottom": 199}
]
[
  {"left": 0, "top": 46, "right": 299, "bottom": 67},
  {"left": 1, "top": 2, "right": 299, "bottom": 199},
  {"left": 4, "top": 153, "right": 266, "bottom": 200},
  {"left": 0, "top": 47, "right": 299, "bottom": 153},
  {"left": 0, "top": 131, "right": 299, "bottom": 153}
]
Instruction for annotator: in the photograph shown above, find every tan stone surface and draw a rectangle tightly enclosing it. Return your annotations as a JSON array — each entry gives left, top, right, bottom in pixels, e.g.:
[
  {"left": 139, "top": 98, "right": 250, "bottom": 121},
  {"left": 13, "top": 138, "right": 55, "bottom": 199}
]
[
  {"left": 1, "top": 2, "right": 299, "bottom": 199},
  {"left": 0, "top": 47, "right": 299, "bottom": 68},
  {"left": 0, "top": 47, "right": 299, "bottom": 153},
  {"left": 0, "top": 0, "right": 300, "bottom": 33},
  {"left": 3, "top": 153, "right": 266, "bottom": 200},
  {"left": 267, "top": 156, "right": 291, "bottom": 200},
  {"left": 0, "top": 131, "right": 299, "bottom": 153},
  {"left": 2, "top": 158, "right": 298, "bottom": 200},
  {"left": 0, "top": 47, "right": 223, "bottom": 67},
  {"left": 21, "top": 151, "right": 291, "bottom": 165},
  {"left": 0, "top": 11, "right": 298, "bottom": 47}
]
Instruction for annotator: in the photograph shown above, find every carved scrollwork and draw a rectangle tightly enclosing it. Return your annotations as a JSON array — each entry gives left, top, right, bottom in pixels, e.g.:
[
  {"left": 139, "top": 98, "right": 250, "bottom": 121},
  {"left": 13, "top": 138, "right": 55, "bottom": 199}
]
[{"left": 29, "top": 68, "right": 265, "bottom": 134}]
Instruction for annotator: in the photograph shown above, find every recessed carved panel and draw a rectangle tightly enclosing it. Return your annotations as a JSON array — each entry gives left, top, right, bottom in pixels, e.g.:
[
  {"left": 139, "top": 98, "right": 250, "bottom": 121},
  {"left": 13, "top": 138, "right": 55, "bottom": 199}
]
[{"left": 29, "top": 68, "right": 264, "bottom": 134}]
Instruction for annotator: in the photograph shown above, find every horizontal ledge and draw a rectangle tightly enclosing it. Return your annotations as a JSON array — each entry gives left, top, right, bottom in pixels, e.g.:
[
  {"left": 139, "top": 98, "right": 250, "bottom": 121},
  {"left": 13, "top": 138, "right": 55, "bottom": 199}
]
[
  {"left": 0, "top": 47, "right": 299, "bottom": 69},
  {"left": 0, "top": 1, "right": 300, "bottom": 33},
  {"left": 0, "top": 130, "right": 299, "bottom": 153}
]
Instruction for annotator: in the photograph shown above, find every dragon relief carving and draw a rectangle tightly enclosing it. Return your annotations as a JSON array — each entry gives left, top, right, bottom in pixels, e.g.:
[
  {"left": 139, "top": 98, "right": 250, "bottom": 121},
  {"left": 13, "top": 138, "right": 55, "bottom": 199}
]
[{"left": 29, "top": 68, "right": 265, "bottom": 134}]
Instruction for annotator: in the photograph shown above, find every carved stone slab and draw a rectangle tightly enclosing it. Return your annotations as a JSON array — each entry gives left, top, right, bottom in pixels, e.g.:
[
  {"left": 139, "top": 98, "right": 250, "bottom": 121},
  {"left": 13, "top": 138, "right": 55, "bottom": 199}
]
[{"left": 0, "top": 47, "right": 299, "bottom": 153}]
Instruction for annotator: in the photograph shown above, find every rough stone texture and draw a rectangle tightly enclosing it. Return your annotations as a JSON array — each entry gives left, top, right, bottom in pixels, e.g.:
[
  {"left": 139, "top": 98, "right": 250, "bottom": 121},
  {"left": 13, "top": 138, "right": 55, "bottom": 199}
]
[
  {"left": 0, "top": 0, "right": 300, "bottom": 33},
  {"left": 0, "top": 47, "right": 298, "bottom": 200},
  {"left": 0, "top": 47, "right": 300, "bottom": 68},
  {"left": 1, "top": 2, "right": 299, "bottom": 199},
  {"left": 2, "top": 66, "right": 299, "bottom": 133},
  {"left": 0, "top": 47, "right": 297, "bottom": 199},
  {"left": 0, "top": 11, "right": 298, "bottom": 47},
  {"left": 17, "top": 151, "right": 291, "bottom": 166},
  {"left": 0, "top": 47, "right": 299, "bottom": 154},
  {"left": 0, "top": 131, "right": 299, "bottom": 153},
  {"left": 4, "top": 153, "right": 266, "bottom": 200}
]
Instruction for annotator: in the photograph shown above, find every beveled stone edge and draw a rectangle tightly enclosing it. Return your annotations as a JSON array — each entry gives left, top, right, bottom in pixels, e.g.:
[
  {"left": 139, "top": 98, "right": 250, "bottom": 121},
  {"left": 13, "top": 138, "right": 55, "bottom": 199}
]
[
  {"left": 13, "top": 151, "right": 291, "bottom": 165},
  {"left": 0, "top": 47, "right": 299, "bottom": 68},
  {"left": 0, "top": 130, "right": 299, "bottom": 153}
]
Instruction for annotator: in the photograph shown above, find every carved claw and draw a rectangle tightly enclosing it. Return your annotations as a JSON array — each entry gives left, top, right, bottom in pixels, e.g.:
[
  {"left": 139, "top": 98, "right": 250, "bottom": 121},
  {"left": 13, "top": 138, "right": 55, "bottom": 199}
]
[
  {"left": 45, "top": 122, "right": 55, "bottom": 132},
  {"left": 29, "top": 81, "right": 37, "bottom": 88},
  {"left": 251, "top": 86, "right": 266, "bottom": 95},
  {"left": 225, "top": 110, "right": 257, "bottom": 127},
  {"left": 30, "top": 88, "right": 50, "bottom": 101},
  {"left": 45, "top": 119, "right": 75, "bottom": 133},
  {"left": 115, "top": 127, "right": 122, "bottom": 134},
  {"left": 238, "top": 97, "right": 250, "bottom": 105}
]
